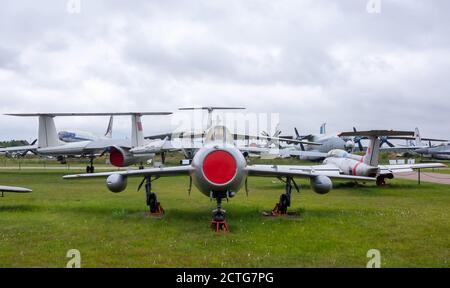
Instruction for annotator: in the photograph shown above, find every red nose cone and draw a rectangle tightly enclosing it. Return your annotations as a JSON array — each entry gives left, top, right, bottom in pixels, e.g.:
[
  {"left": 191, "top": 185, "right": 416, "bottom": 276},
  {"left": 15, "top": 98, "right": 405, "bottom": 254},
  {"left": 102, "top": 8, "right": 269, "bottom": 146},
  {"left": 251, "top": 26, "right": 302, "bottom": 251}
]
[{"left": 202, "top": 150, "right": 237, "bottom": 185}]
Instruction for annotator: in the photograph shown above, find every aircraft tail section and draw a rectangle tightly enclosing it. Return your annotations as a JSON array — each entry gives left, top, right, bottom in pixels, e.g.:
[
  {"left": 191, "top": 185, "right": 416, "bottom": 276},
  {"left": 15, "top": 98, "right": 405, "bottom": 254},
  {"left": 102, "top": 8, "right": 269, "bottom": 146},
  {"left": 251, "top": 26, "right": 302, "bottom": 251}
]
[
  {"left": 38, "top": 116, "right": 61, "bottom": 148},
  {"left": 320, "top": 123, "right": 327, "bottom": 135},
  {"left": 414, "top": 127, "right": 421, "bottom": 147},
  {"left": 104, "top": 116, "right": 113, "bottom": 138},
  {"left": 363, "top": 137, "right": 381, "bottom": 167},
  {"left": 339, "top": 130, "right": 414, "bottom": 168},
  {"left": 131, "top": 114, "right": 145, "bottom": 148}
]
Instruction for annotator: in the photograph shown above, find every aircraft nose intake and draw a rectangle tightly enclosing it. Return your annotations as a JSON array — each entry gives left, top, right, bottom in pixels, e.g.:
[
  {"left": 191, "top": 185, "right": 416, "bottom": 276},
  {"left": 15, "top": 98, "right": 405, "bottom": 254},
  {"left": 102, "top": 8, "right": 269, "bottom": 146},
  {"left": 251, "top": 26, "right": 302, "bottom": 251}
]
[{"left": 202, "top": 150, "right": 237, "bottom": 185}]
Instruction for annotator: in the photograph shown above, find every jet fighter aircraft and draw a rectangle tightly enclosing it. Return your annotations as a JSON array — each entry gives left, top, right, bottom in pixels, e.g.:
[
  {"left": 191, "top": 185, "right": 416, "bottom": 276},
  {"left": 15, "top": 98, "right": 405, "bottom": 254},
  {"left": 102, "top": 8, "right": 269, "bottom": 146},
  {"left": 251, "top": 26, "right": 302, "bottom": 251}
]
[
  {"left": 0, "top": 112, "right": 172, "bottom": 173},
  {"left": 281, "top": 123, "right": 356, "bottom": 160},
  {"left": 64, "top": 124, "right": 374, "bottom": 230},
  {"left": 256, "top": 130, "right": 447, "bottom": 186}
]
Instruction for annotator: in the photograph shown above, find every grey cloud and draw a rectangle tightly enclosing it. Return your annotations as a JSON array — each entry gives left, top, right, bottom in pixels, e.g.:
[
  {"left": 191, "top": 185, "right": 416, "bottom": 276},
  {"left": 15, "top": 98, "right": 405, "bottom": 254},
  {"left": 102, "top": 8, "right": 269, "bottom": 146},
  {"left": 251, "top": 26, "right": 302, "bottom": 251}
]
[{"left": 0, "top": 0, "right": 449, "bottom": 141}]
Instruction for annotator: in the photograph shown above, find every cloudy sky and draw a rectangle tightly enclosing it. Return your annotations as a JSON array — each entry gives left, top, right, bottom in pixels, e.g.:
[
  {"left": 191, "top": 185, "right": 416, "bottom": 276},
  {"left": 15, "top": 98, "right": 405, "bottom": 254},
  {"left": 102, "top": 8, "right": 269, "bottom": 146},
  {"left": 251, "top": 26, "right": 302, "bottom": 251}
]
[{"left": 1, "top": 0, "right": 449, "bottom": 141}]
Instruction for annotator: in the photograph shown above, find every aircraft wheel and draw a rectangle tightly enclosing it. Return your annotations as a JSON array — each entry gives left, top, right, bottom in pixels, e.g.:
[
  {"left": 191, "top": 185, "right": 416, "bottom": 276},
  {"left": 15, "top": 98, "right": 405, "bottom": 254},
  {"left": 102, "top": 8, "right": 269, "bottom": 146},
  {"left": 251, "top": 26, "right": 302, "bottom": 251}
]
[
  {"left": 376, "top": 177, "right": 386, "bottom": 186},
  {"left": 279, "top": 194, "right": 289, "bottom": 214},
  {"left": 86, "top": 166, "right": 90, "bottom": 173},
  {"left": 147, "top": 192, "right": 158, "bottom": 213}
]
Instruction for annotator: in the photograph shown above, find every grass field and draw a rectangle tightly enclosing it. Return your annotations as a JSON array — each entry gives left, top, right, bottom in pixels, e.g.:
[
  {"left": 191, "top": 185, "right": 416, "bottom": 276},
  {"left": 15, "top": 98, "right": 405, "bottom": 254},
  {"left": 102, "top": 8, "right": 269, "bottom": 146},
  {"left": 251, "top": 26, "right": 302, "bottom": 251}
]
[{"left": 0, "top": 168, "right": 449, "bottom": 268}]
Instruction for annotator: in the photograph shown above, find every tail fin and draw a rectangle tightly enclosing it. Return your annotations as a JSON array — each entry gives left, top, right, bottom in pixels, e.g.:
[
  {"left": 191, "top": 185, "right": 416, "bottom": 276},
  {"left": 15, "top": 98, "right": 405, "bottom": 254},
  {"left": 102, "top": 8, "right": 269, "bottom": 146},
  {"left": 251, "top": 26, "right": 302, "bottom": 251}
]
[
  {"left": 320, "top": 123, "right": 326, "bottom": 135},
  {"left": 131, "top": 114, "right": 145, "bottom": 148},
  {"left": 38, "top": 116, "right": 61, "bottom": 148},
  {"left": 363, "top": 136, "right": 381, "bottom": 167},
  {"left": 414, "top": 127, "right": 421, "bottom": 147},
  {"left": 104, "top": 116, "right": 113, "bottom": 138}
]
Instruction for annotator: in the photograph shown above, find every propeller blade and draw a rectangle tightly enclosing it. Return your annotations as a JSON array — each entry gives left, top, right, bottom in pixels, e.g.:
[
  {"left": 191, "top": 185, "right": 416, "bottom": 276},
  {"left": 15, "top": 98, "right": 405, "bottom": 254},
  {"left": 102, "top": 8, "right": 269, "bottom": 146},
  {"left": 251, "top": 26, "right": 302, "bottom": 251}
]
[
  {"left": 30, "top": 139, "right": 37, "bottom": 145},
  {"left": 294, "top": 127, "right": 300, "bottom": 138},
  {"left": 386, "top": 140, "right": 395, "bottom": 148},
  {"left": 300, "top": 143, "right": 305, "bottom": 151}
]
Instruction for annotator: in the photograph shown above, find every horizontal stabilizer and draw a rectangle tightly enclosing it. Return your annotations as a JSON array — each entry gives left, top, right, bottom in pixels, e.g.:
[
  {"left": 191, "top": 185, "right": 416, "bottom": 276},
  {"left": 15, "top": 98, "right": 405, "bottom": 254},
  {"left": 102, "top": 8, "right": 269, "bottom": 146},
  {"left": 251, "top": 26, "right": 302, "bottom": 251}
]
[
  {"left": 5, "top": 112, "right": 172, "bottom": 117},
  {"left": 179, "top": 107, "right": 245, "bottom": 112},
  {"left": 339, "top": 130, "right": 414, "bottom": 137}
]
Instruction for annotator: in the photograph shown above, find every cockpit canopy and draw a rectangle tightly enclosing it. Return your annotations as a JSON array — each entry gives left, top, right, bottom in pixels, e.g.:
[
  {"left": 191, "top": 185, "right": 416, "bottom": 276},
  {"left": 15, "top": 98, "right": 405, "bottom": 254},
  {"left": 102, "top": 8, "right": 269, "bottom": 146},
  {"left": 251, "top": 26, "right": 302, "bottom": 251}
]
[
  {"left": 204, "top": 125, "right": 234, "bottom": 144},
  {"left": 327, "top": 149, "right": 349, "bottom": 158}
]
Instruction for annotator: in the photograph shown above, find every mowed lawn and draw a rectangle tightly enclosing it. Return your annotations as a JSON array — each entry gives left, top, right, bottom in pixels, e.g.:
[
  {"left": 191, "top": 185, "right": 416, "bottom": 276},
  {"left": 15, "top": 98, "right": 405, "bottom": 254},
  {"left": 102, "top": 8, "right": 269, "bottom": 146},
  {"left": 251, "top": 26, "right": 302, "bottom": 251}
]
[{"left": 0, "top": 169, "right": 449, "bottom": 268}]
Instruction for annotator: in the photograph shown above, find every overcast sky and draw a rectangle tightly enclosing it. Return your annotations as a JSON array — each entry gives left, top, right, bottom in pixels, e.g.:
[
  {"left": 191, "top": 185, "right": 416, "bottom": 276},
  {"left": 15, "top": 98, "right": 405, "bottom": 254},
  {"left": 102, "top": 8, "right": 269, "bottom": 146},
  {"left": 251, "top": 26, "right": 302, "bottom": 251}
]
[{"left": 1, "top": 0, "right": 449, "bottom": 141}]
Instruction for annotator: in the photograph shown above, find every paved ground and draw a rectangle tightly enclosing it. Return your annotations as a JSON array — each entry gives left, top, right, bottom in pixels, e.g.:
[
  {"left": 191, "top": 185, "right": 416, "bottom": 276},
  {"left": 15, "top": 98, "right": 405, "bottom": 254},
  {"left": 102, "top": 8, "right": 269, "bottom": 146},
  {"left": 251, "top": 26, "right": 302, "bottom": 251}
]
[{"left": 396, "top": 171, "right": 450, "bottom": 185}]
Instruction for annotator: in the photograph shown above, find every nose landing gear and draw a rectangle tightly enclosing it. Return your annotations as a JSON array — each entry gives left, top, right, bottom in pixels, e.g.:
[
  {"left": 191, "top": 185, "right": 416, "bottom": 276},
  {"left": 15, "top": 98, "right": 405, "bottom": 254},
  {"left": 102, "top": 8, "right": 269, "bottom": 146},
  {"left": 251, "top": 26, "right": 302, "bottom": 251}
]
[
  {"left": 210, "top": 194, "right": 229, "bottom": 232},
  {"left": 86, "top": 157, "right": 95, "bottom": 174}
]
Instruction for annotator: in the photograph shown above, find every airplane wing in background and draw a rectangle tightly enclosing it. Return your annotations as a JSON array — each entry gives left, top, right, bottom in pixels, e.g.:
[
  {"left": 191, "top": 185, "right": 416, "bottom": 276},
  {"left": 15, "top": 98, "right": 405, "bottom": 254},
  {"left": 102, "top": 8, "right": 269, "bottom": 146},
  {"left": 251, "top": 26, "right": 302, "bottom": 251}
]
[
  {"left": 63, "top": 165, "right": 194, "bottom": 179},
  {"left": 246, "top": 165, "right": 376, "bottom": 181},
  {"left": 0, "top": 145, "right": 38, "bottom": 154},
  {"left": 379, "top": 163, "right": 447, "bottom": 175},
  {"left": 0, "top": 185, "right": 32, "bottom": 193}
]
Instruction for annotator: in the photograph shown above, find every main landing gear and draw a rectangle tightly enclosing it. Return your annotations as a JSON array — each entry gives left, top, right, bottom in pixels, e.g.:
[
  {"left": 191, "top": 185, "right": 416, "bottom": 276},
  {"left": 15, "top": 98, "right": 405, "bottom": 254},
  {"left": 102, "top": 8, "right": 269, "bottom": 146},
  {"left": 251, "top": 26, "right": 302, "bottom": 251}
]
[
  {"left": 210, "top": 192, "right": 229, "bottom": 232},
  {"left": 376, "top": 176, "right": 386, "bottom": 186},
  {"left": 271, "top": 176, "right": 299, "bottom": 216},
  {"left": 86, "top": 157, "right": 95, "bottom": 174},
  {"left": 376, "top": 174, "right": 393, "bottom": 186},
  {"left": 141, "top": 176, "right": 164, "bottom": 216}
]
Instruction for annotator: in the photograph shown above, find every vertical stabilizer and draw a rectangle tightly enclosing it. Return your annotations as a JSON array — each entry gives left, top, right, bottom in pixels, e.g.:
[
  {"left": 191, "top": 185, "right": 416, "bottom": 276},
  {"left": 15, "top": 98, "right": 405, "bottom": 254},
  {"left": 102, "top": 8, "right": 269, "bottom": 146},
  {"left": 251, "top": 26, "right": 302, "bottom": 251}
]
[
  {"left": 104, "top": 116, "right": 114, "bottom": 138},
  {"left": 38, "top": 116, "right": 61, "bottom": 148},
  {"left": 363, "top": 137, "right": 381, "bottom": 167},
  {"left": 131, "top": 114, "right": 145, "bottom": 148},
  {"left": 414, "top": 127, "right": 421, "bottom": 147},
  {"left": 320, "top": 123, "right": 327, "bottom": 135}
]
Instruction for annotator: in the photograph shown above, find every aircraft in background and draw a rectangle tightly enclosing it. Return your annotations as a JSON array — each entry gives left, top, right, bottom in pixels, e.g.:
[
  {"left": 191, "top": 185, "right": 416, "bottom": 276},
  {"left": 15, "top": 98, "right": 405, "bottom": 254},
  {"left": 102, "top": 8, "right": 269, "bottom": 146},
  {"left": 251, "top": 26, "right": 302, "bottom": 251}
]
[
  {"left": 380, "top": 127, "right": 448, "bottom": 159},
  {"left": 64, "top": 124, "right": 374, "bottom": 231},
  {"left": 58, "top": 115, "right": 114, "bottom": 143},
  {"left": 0, "top": 112, "right": 172, "bottom": 173},
  {"left": 415, "top": 143, "right": 450, "bottom": 160},
  {"left": 280, "top": 123, "right": 355, "bottom": 160},
  {"left": 144, "top": 107, "right": 320, "bottom": 160},
  {"left": 255, "top": 130, "right": 446, "bottom": 186},
  {"left": 0, "top": 185, "right": 32, "bottom": 197}
]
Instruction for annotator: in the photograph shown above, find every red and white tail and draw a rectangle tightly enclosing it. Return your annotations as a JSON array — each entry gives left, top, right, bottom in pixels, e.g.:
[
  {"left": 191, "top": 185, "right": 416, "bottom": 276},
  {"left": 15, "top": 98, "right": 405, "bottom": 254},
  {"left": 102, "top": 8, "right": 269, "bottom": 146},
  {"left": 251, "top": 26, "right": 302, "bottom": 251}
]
[
  {"left": 363, "top": 137, "right": 381, "bottom": 167},
  {"left": 131, "top": 114, "right": 145, "bottom": 148}
]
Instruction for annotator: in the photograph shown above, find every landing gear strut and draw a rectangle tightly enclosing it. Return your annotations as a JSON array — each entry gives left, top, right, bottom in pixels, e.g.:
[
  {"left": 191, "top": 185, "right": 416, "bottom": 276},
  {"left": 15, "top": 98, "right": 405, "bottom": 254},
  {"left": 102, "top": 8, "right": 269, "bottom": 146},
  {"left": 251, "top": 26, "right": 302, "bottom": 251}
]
[
  {"left": 143, "top": 176, "right": 164, "bottom": 215},
  {"left": 210, "top": 193, "right": 229, "bottom": 232},
  {"left": 271, "top": 177, "right": 296, "bottom": 216},
  {"left": 376, "top": 176, "right": 386, "bottom": 186},
  {"left": 86, "top": 157, "right": 95, "bottom": 174}
]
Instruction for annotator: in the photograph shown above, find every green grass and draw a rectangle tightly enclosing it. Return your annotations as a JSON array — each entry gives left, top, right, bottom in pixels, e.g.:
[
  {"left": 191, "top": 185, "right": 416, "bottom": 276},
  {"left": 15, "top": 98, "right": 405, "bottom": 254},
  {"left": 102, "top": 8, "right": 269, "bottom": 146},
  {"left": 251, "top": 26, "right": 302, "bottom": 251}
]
[{"left": 0, "top": 169, "right": 449, "bottom": 268}]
